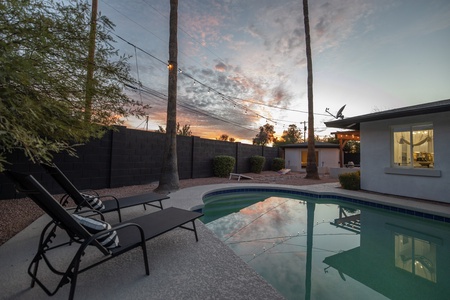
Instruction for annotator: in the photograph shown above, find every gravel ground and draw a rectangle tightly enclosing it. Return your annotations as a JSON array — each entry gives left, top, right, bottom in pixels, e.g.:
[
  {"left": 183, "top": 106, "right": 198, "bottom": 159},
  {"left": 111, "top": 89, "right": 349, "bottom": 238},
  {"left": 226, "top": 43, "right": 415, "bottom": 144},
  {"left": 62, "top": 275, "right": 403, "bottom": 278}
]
[{"left": 0, "top": 171, "right": 338, "bottom": 246}]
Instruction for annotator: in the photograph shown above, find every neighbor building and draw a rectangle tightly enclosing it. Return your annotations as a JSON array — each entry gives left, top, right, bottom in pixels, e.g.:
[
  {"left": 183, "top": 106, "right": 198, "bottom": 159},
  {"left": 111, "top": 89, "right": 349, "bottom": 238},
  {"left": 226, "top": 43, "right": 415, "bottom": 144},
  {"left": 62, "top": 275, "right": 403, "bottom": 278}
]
[{"left": 280, "top": 142, "right": 340, "bottom": 174}]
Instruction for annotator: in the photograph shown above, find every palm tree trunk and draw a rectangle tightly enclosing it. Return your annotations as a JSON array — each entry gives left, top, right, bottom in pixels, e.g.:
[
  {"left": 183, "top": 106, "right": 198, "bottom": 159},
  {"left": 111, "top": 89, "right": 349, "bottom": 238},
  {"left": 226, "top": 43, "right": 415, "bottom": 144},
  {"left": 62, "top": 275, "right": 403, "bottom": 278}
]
[
  {"left": 303, "top": 0, "right": 319, "bottom": 179},
  {"left": 155, "top": 0, "right": 180, "bottom": 193}
]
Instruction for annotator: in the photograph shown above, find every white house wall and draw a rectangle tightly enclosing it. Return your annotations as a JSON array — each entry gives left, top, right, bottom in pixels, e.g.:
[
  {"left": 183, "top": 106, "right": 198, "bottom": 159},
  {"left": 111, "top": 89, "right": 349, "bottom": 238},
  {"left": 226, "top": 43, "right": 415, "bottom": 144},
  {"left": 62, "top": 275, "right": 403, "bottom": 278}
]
[
  {"left": 285, "top": 149, "right": 301, "bottom": 171},
  {"left": 361, "top": 111, "right": 450, "bottom": 203}
]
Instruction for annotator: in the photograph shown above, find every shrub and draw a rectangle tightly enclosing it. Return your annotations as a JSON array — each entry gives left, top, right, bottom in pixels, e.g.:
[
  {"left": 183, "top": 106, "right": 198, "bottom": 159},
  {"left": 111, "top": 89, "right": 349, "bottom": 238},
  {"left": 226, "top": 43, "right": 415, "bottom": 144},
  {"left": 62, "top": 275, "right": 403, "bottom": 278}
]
[
  {"left": 271, "top": 158, "right": 285, "bottom": 171},
  {"left": 250, "top": 155, "right": 265, "bottom": 173},
  {"left": 338, "top": 171, "right": 360, "bottom": 190},
  {"left": 213, "top": 155, "right": 236, "bottom": 177}
]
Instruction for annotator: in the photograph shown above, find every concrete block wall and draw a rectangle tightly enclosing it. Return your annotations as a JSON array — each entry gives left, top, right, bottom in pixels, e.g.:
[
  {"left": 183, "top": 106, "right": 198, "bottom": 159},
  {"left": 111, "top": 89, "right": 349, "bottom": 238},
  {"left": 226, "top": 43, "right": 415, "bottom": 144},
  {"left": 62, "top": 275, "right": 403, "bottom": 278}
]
[{"left": 0, "top": 127, "right": 281, "bottom": 199}]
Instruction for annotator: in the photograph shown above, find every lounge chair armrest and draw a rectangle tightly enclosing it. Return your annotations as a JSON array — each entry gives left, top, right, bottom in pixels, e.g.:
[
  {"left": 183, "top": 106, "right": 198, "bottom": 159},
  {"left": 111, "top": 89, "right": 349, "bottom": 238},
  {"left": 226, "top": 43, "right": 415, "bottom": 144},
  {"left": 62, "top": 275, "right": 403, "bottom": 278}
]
[
  {"left": 79, "top": 189, "right": 99, "bottom": 197},
  {"left": 97, "top": 194, "right": 117, "bottom": 200},
  {"left": 97, "top": 195, "right": 121, "bottom": 208},
  {"left": 73, "top": 209, "right": 106, "bottom": 221}
]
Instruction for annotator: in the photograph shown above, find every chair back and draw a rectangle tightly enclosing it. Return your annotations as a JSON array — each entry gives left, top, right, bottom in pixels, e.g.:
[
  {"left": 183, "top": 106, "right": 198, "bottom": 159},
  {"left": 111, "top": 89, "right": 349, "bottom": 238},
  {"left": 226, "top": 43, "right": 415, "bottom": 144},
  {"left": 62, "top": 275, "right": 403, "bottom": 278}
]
[
  {"left": 41, "top": 164, "right": 89, "bottom": 208},
  {"left": 5, "top": 171, "right": 109, "bottom": 255}
]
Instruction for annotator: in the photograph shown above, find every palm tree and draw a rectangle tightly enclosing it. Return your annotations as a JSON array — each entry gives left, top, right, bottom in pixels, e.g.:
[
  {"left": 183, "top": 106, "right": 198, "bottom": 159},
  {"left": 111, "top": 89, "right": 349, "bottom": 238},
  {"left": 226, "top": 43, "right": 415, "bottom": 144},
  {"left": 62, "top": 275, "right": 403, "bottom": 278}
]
[
  {"left": 303, "top": 0, "right": 319, "bottom": 179},
  {"left": 155, "top": 0, "right": 180, "bottom": 193}
]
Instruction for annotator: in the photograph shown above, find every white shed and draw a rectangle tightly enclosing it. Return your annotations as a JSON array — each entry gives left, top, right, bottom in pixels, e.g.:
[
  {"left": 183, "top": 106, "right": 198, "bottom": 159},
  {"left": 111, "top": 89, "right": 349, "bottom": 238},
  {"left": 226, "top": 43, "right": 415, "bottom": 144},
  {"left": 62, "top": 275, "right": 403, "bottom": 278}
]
[{"left": 281, "top": 142, "right": 340, "bottom": 174}]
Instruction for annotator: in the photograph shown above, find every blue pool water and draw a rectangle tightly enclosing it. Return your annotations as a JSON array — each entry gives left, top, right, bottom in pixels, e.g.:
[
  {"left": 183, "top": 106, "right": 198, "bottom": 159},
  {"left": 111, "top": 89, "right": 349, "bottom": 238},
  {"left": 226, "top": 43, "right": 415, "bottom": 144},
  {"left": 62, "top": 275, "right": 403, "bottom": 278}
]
[{"left": 202, "top": 189, "right": 450, "bottom": 300}]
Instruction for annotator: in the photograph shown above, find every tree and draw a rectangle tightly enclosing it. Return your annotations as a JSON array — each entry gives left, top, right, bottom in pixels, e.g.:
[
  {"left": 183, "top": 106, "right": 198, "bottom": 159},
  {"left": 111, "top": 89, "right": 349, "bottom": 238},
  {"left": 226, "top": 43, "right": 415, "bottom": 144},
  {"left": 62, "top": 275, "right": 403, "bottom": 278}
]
[
  {"left": 273, "top": 124, "right": 302, "bottom": 146},
  {"left": 157, "top": 123, "right": 192, "bottom": 136},
  {"left": 218, "top": 134, "right": 229, "bottom": 141},
  {"left": 217, "top": 134, "right": 235, "bottom": 142},
  {"left": 157, "top": 126, "right": 166, "bottom": 133},
  {"left": 155, "top": 0, "right": 179, "bottom": 193},
  {"left": 302, "top": 0, "right": 320, "bottom": 179},
  {"left": 252, "top": 123, "right": 275, "bottom": 146},
  {"left": 176, "top": 123, "right": 192, "bottom": 136},
  {"left": 0, "top": 0, "right": 147, "bottom": 172}
]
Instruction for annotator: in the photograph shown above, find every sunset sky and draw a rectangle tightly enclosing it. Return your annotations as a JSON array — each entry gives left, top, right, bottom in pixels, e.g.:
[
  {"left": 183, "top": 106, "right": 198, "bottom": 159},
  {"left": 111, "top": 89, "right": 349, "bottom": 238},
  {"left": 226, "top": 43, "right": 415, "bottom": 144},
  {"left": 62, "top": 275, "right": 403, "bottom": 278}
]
[{"left": 99, "top": 0, "right": 450, "bottom": 143}]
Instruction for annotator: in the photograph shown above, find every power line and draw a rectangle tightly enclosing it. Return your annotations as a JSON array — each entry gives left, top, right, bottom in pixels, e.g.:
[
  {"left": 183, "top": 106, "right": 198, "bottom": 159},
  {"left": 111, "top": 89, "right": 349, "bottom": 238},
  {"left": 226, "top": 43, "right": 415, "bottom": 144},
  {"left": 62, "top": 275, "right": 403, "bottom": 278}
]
[
  {"left": 140, "top": 0, "right": 228, "bottom": 65},
  {"left": 111, "top": 33, "right": 280, "bottom": 125},
  {"left": 99, "top": 7, "right": 327, "bottom": 131},
  {"left": 114, "top": 33, "right": 167, "bottom": 65},
  {"left": 101, "top": 0, "right": 167, "bottom": 45},
  {"left": 101, "top": 0, "right": 214, "bottom": 72}
]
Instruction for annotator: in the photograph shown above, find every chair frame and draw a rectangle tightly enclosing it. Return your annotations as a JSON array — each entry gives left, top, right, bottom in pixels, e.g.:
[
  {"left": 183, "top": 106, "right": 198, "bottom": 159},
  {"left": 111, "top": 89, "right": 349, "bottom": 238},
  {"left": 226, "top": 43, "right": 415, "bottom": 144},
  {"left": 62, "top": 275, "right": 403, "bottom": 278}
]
[
  {"left": 41, "top": 163, "right": 169, "bottom": 222},
  {"left": 5, "top": 171, "right": 202, "bottom": 300}
]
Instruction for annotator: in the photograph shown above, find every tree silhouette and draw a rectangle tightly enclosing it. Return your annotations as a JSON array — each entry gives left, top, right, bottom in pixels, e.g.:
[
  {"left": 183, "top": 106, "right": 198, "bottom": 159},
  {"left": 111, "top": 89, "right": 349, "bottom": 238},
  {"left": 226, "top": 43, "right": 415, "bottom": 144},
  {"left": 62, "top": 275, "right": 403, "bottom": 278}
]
[
  {"left": 273, "top": 124, "right": 302, "bottom": 146},
  {"left": 253, "top": 123, "right": 275, "bottom": 146}
]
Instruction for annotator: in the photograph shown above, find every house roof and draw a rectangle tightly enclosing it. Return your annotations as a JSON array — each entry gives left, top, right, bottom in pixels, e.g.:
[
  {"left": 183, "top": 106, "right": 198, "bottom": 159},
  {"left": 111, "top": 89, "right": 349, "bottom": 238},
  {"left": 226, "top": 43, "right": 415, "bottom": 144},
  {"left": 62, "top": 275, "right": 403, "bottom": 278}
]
[
  {"left": 325, "top": 99, "right": 450, "bottom": 130},
  {"left": 280, "top": 142, "right": 339, "bottom": 149}
]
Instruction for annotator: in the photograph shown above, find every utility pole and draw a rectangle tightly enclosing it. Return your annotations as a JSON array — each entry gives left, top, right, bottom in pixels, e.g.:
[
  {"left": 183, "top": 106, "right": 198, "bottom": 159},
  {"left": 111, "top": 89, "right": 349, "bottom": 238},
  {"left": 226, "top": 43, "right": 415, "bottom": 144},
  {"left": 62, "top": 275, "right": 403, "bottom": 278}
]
[
  {"left": 85, "top": 0, "right": 97, "bottom": 122},
  {"left": 301, "top": 121, "right": 307, "bottom": 142}
]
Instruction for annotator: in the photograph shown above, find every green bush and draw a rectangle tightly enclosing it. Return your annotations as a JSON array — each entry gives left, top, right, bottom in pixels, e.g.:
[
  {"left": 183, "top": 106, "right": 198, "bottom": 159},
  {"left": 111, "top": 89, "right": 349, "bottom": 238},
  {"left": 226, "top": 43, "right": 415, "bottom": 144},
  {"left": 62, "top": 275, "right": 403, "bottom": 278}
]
[
  {"left": 271, "top": 158, "right": 285, "bottom": 171},
  {"left": 338, "top": 171, "right": 360, "bottom": 190},
  {"left": 250, "top": 155, "right": 265, "bottom": 173},
  {"left": 213, "top": 155, "right": 236, "bottom": 177}
]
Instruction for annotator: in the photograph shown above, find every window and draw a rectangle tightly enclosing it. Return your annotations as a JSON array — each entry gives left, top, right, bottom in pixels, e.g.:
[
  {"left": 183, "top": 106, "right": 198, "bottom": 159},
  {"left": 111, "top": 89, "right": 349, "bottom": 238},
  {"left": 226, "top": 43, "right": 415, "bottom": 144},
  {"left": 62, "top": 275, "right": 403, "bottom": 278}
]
[
  {"left": 394, "top": 234, "right": 436, "bottom": 282},
  {"left": 392, "top": 124, "right": 434, "bottom": 168},
  {"left": 301, "top": 150, "right": 318, "bottom": 168}
]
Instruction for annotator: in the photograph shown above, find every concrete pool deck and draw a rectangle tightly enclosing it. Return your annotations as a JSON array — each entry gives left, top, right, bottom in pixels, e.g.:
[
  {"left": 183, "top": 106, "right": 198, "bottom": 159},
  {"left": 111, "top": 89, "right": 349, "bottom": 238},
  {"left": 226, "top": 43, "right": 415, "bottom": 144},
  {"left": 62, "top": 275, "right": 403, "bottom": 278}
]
[{"left": 1, "top": 182, "right": 449, "bottom": 299}]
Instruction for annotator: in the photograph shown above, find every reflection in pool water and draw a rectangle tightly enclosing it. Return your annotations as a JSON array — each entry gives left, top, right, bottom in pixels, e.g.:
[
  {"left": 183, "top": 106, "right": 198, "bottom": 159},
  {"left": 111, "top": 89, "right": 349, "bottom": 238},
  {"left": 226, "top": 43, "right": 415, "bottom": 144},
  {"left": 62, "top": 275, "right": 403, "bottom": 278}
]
[{"left": 203, "top": 193, "right": 450, "bottom": 300}]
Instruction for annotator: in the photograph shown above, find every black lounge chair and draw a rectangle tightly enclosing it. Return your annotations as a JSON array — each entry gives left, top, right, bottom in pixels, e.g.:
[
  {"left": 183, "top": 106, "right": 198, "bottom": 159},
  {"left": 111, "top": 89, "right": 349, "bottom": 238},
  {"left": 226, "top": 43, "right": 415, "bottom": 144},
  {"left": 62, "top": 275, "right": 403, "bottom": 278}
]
[
  {"left": 41, "top": 163, "right": 169, "bottom": 222},
  {"left": 5, "top": 171, "right": 203, "bottom": 300}
]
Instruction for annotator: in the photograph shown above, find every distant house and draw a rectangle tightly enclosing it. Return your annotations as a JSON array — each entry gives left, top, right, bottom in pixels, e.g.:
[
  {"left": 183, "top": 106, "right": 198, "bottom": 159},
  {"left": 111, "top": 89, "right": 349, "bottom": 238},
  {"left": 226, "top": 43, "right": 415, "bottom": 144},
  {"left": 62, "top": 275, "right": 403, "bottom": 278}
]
[
  {"left": 325, "top": 99, "right": 450, "bottom": 203},
  {"left": 280, "top": 142, "right": 340, "bottom": 174}
]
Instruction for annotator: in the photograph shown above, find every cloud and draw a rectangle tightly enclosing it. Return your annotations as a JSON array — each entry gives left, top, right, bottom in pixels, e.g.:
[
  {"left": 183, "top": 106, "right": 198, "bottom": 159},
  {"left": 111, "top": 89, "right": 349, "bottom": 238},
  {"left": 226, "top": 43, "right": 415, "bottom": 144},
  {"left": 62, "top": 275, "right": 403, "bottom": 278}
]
[
  {"left": 234, "top": 0, "right": 375, "bottom": 66},
  {"left": 215, "top": 62, "right": 228, "bottom": 72}
]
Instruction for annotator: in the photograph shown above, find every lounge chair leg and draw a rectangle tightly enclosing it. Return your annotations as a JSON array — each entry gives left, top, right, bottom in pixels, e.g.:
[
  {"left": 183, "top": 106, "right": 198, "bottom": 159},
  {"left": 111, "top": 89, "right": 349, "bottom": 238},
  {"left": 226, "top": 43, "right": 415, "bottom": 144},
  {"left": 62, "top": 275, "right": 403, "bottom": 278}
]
[
  {"left": 29, "top": 259, "right": 39, "bottom": 288},
  {"left": 68, "top": 255, "right": 82, "bottom": 300},
  {"left": 141, "top": 242, "right": 150, "bottom": 275},
  {"left": 192, "top": 220, "right": 199, "bottom": 242},
  {"left": 117, "top": 210, "right": 122, "bottom": 223}
]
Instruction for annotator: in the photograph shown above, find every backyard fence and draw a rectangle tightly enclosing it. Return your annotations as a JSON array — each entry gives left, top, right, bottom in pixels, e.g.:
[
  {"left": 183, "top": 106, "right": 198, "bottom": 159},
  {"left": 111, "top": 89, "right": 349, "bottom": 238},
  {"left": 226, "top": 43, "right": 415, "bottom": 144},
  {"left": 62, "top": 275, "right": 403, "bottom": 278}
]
[{"left": 0, "top": 126, "right": 280, "bottom": 199}]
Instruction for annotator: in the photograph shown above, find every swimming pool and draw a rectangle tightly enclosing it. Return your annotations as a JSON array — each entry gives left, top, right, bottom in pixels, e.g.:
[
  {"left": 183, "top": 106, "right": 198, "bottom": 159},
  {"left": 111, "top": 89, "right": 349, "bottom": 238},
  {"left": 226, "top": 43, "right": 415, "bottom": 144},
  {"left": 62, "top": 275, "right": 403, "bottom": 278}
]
[{"left": 202, "top": 188, "right": 450, "bottom": 300}]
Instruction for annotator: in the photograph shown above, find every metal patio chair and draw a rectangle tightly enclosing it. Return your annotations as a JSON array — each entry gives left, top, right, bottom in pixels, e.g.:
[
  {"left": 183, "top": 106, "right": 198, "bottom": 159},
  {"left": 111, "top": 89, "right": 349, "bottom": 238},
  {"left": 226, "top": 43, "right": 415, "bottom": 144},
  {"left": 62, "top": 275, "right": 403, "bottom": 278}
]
[{"left": 5, "top": 171, "right": 203, "bottom": 300}]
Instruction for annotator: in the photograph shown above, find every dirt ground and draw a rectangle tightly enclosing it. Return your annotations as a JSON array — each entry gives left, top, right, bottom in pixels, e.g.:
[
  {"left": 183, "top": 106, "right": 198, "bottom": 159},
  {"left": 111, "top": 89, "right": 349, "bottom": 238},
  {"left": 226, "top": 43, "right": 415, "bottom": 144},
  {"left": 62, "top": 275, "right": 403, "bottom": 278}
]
[{"left": 0, "top": 171, "right": 338, "bottom": 246}]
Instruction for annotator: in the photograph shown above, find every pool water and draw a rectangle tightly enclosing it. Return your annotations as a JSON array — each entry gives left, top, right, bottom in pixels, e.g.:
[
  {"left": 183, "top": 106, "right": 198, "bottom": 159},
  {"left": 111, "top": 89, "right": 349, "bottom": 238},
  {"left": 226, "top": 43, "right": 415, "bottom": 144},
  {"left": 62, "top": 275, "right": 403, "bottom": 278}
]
[{"left": 203, "top": 192, "right": 450, "bottom": 300}]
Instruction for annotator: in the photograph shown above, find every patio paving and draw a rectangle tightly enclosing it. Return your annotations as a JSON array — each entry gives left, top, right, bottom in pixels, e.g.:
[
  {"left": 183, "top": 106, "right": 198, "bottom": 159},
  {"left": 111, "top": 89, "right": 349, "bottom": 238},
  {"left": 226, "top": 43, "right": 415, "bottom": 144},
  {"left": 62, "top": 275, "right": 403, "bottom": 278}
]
[{"left": 1, "top": 182, "right": 449, "bottom": 299}]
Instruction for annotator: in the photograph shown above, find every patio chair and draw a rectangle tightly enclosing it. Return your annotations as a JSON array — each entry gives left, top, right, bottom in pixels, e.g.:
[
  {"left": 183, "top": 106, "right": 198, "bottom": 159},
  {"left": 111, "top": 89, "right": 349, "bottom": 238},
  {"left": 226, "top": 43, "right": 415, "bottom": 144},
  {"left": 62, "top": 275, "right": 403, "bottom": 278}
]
[
  {"left": 5, "top": 171, "right": 203, "bottom": 300},
  {"left": 41, "top": 163, "right": 169, "bottom": 222}
]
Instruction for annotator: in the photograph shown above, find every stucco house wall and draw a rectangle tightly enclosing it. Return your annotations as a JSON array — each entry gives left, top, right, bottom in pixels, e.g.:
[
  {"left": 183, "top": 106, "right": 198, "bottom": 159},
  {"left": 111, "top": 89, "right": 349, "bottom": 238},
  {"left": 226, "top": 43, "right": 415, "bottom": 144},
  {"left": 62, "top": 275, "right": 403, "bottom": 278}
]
[
  {"left": 285, "top": 148, "right": 301, "bottom": 171},
  {"left": 361, "top": 111, "right": 450, "bottom": 203},
  {"left": 317, "top": 148, "right": 340, "bottom": 169}
]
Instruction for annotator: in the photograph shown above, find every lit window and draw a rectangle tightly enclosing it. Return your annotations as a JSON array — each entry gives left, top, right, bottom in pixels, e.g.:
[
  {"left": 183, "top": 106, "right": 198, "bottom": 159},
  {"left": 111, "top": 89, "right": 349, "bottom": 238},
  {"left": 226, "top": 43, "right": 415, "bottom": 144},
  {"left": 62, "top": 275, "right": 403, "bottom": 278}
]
[
  {"left": 301, "top": 150, "right": 318, "bottom": 168},
  {"left": 392, "top": 124, "right": 434, "bottom": 168},
  {"left": 394, "top": 234, "right": 436, "bottom": 282}
]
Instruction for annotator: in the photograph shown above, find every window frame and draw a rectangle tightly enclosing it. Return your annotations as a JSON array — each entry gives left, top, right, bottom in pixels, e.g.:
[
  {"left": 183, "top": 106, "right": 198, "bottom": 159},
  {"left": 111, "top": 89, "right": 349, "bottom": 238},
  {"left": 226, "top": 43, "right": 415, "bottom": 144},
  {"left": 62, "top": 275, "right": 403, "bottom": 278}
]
[{"left": 390, "top": 123, "right": 434, "bottom": 169}]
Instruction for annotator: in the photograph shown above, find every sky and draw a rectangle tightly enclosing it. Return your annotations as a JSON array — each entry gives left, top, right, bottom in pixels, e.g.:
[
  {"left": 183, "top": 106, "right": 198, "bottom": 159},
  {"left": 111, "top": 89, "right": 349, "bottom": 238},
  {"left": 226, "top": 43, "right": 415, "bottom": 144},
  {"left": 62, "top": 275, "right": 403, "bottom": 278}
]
[{"left": 98, "top": 0, "right": 450, "bottom": 143}]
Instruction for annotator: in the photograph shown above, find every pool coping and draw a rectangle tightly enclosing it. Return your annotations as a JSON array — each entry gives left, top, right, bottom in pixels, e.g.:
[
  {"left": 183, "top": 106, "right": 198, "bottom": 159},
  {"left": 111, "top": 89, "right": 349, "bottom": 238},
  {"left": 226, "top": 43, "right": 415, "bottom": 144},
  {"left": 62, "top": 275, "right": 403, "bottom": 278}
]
[{"left": 166, "top": 182, "right": 450, "bottom": 224}]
